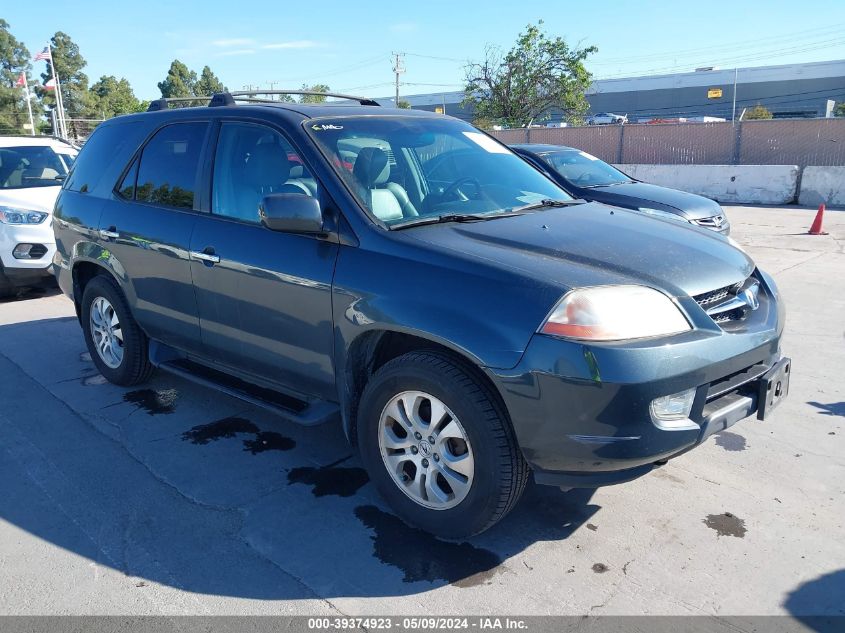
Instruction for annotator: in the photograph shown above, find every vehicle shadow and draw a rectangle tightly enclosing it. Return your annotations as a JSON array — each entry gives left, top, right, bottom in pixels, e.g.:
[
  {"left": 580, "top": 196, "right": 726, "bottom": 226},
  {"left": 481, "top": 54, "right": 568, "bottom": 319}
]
[
  {"left": 784, "top": 569, "right": 845, "bottom": 632},
  {"left": 0, "top": 316, "right": 601, "bottom": 600},
  {"left": 0, "top": 284, "right": 61, "bottom": 303},
  {"left": 807, "top": 401, "right": 845, "bottom": 417}
]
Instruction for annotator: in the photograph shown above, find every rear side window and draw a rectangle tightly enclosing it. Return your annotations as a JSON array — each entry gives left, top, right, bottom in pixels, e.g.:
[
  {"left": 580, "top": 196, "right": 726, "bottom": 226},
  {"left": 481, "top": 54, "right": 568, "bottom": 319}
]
[
  {"left": 65, "top": 121, "right": 143, "bottom": 193},
  {"left": 133, "top": 122, "right": 208, "bottom": 209}
]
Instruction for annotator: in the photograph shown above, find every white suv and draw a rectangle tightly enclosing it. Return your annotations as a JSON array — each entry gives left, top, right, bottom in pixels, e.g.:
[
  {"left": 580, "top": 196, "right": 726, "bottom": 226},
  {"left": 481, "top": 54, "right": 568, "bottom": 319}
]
[{"left": 0, "top": 136, "right": 78, "bottom": 298}]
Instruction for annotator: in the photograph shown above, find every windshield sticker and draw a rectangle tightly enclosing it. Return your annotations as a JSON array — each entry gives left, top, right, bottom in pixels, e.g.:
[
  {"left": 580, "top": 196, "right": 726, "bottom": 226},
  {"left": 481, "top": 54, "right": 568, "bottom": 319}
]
[
  {"left": 311, "top": 123, "right": 344, "bottom": 131},
  {"left": 579, "top": 151, "right": 599, "bottom": 161},
  {"left": 462, "top": 131, "right": 510, "bottom": 154}
]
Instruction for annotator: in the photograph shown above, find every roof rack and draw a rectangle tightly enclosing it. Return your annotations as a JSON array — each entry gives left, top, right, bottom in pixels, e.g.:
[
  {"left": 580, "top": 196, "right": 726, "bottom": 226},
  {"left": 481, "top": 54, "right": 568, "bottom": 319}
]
[
  {"left": 146, "top": 90, "right": 380, "bottom": 113},
  {"left": 227, "top": 89, "right": 380, "bottom": 106},
  {"left": 147, "top": 96, "right": 215, "bottom": 112}
]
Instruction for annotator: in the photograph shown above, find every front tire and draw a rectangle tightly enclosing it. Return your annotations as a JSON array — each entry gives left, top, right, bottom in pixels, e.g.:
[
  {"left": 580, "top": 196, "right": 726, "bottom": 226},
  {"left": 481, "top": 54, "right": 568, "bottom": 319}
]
[
  {"left": 81, "top": 275, "right": 154, "bottom": 386},
  {"left": 358, "top": 351, "right": 528, "bottom": 538}
]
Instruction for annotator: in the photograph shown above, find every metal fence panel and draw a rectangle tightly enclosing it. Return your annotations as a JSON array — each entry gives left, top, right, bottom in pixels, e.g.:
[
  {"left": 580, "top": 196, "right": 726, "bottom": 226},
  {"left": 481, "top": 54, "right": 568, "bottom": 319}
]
[
  {"left": 620, "top": 122, "right": 735, "bottom": 164},
  {"left": 489, "top": 118, "right": 845, "bottom": 168},
  {"left": 739, "top": 119, "right": 845, "bottom": 166}
]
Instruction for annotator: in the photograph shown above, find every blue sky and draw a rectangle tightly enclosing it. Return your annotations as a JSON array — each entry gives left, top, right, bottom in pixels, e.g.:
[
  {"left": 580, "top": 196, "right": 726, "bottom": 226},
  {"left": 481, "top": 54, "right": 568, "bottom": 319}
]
[{"left": 5, "top": 0, "right": 845, "bottom": 102}]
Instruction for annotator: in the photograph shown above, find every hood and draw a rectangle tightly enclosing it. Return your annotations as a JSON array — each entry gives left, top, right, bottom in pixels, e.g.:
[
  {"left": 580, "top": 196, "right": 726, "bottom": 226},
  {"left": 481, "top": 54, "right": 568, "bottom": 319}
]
[
  {"left": 0, "top": 186, "right": 62, "bottom": 214},
  {"left": 403, "top": 202, "right": 753, "bottom": 298},
  {"left": 584, "top": 181, "right": 722, "bottom": 220}
]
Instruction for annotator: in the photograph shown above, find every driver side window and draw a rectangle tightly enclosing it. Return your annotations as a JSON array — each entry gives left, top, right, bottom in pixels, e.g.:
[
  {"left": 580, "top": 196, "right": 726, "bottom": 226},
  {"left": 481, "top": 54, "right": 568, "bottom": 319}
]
[{"left": 212, "top": 122, "right": 315, "bottom": 224}]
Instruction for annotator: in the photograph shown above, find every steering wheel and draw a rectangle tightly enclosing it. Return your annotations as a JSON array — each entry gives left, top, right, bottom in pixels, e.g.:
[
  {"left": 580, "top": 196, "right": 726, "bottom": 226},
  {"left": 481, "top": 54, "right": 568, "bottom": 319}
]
[
  {"left": 441, "top": 177, "right": 481, "bottom": 202},
  {"left": 573, "top": 173, "right": 594, "bottom": 186}
]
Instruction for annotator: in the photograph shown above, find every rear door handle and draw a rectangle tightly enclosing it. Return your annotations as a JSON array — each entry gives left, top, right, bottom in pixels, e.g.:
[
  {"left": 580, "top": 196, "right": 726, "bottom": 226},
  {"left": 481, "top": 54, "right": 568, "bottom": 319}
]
[
  {"left": 99, "top": 227, "right": 119, "bottom": 239},
  {"left": 190, "top": 249, "right": 221, "bottom": 264}
]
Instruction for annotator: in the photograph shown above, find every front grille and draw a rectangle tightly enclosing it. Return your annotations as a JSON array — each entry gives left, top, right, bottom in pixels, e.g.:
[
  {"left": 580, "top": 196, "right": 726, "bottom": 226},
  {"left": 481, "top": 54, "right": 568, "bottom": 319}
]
[
  {"left": 694, "top": 277, "right": 760, "bottom": 328},
  {"left": 695, "top": 284, "right": 735, "bottom": 308},
  {"left": 692, "top": 215, "right": 727, "bottom": 230}
]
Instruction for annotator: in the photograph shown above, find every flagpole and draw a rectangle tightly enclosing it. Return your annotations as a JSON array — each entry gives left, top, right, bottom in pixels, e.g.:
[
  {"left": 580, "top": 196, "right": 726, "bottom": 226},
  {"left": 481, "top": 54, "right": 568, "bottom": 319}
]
[
  {"left": 47, "top": 43, "right": 67, "bottom": 138},
  {"left": 22, "top": 76, "right": 35, "bottom": 136}
]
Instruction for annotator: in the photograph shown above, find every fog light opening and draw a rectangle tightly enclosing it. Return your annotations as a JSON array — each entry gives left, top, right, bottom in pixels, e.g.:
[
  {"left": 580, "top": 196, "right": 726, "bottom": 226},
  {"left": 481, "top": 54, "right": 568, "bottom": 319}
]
[
  {"left": 13, "top": 243, "right": 34, "bottom": 259},
  {"left": 650, "top": 388, "right": 698, "bottom": 430}
]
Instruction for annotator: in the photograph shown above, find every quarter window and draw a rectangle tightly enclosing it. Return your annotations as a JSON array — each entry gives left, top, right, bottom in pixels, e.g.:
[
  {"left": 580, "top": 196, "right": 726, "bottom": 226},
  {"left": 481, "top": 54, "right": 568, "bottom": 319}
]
[
  {"left": 134, "top": 122, "right": 208, "bottom": 209},
  {"left": 212, "top": 122, "right": 315, "bottom": 224}
]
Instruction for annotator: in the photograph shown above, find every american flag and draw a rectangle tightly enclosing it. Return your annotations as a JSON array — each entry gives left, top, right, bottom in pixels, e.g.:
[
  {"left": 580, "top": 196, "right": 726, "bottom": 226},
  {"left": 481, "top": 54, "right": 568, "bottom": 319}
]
[
  {"left": 15, "top": 72, "right": 26, "bottom": 87},
  {"left": 43, "top": 78, "right": 56, "bottom": 90},
  {"left": 34, "top": 46, "right": 51, "bottom": 62}
]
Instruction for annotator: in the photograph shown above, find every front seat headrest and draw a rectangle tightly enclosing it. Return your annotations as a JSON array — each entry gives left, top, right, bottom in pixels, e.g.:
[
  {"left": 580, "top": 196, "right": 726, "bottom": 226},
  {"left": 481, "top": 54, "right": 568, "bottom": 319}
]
[
  {"left": 244, "top": 143, "right": 292, "bottom": 189},
  {"left": 353, "top": 147, "right": 389, "bottom": 188}
]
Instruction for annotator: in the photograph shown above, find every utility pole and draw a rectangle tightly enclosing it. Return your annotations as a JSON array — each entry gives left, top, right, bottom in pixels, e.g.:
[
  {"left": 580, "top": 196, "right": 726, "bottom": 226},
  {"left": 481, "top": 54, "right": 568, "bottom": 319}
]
[
  {"left": 392, "top": 52, "right": 405, "bottom": 107},
  {"left": 731, "top": 67, "right": 738, "bottom": 124}
]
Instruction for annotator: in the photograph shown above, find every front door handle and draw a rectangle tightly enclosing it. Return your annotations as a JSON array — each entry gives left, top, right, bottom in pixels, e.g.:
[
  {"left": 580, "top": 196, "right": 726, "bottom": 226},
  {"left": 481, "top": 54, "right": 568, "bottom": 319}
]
[
  {"left": 190, "top": 248, "right": 221, "bottom": 264},
  {"left": 99, "top": 227, "right": 119, "bottom": 240}
]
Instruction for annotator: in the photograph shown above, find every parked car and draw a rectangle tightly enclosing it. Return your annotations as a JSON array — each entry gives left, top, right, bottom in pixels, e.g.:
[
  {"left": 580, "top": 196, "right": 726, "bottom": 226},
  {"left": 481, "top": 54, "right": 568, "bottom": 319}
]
[
  {"left": 0, "top": 135, "right": 78, "bottom": 298},
  {"left": 511, "top": 144, "right": 731, "bottom": 234},
  {"left": 53, "top": 93, "right": 788, "bottom": 538},
  {"left": 586, "top": 112, "right": 627, "bottom": 125}
]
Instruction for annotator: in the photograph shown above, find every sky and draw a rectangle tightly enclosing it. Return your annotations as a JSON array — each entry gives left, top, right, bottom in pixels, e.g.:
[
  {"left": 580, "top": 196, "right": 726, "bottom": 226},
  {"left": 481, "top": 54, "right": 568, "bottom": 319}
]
[{"left": 4, "top": 0, "right": 845, "bottom": 103}]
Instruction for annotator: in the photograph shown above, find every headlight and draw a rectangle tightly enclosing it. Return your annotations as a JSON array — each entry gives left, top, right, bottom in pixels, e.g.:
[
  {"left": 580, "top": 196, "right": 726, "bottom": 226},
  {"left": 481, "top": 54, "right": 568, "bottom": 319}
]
[
  {"left": 540, "top": 285, "right": 691, "bottom": 341},
  {"left": 0, "top": 206, "right": 48, "bottom": 225},
  {"left": 638, "top": 207, "right": 689, "bottom": 223}
]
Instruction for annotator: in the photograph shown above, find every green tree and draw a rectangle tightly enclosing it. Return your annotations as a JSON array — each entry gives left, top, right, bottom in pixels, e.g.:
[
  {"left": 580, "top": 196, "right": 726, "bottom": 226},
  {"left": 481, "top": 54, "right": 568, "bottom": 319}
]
[
  {"left": 834, "top": 102, "right": 845, "bottom": 117},
  {"left": 745, "top": 104, "right": 773, "bottom": 120},
  {"left": 0, "top": 19, "right": 32, "bottom": 134},
  {"left": 158, "top": 60, "right": 197, "bottom": 98},
  {"left": 397, "top": 99, "right": 411, "bottom": 109},
  {"left": 89, "top": 75, "right": 144, "bottom": 117},
  {"left": 463, "top": 21, "right": 597, "bottom": 128},
  {"left": 39, "top": 31, "right": 93, "bottom": 137},
  {"left": 195, "top": 65, "right": 226, "bottom": 96},
  {"left": 299, "top": 83, "right": 330, "bottom": 103}
]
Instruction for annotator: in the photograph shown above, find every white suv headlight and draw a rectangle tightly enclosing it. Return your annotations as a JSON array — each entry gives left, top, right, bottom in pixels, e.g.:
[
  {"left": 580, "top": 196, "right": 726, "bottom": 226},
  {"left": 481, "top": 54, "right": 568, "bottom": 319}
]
[
  {"left": 0, "top": 206, "right": 48, "bottom": 225},
  {"left": 540, "top": 285, "right": 691, "bottom": 341}
]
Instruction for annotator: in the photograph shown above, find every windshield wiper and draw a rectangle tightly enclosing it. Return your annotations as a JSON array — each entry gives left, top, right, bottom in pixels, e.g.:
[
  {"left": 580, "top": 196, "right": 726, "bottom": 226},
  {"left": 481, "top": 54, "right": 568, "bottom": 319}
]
[
  {"left": 390, "top": 211, "right": 526, "bottom": 230},
  {"left": 510, "top": 198, "right": 585, "bottom": 213},
  {"left": 581, "top": 180, "right": 634, "bottom": 188}
]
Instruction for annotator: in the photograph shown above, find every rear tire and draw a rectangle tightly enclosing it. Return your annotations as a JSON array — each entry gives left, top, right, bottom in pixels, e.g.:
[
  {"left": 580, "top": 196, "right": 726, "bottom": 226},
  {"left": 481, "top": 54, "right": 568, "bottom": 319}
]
[
  {"left": 357, "top": 351, "right": 528, "bottom": 538},
  {"left": 81, "top": 275, "right": 154, "bottom": 386}
]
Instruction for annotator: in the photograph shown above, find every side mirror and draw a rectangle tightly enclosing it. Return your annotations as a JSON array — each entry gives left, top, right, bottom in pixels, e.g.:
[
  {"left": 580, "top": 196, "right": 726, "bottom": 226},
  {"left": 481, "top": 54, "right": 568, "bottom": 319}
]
[{"left": 260, "top": 193, "right": 324, "bottom": 234}]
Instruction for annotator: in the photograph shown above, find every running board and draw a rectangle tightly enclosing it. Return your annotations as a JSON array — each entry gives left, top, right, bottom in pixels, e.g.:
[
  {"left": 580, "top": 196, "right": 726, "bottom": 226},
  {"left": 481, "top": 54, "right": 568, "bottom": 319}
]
[{"left": 149, "top": 343, "right": 339, "bottom": 426}]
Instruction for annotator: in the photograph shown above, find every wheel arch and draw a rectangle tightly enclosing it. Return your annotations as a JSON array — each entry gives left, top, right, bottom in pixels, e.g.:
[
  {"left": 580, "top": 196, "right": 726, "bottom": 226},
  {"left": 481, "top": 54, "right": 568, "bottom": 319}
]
[{"left": 340, "top": 328, "right": 511, "bottom": 448}]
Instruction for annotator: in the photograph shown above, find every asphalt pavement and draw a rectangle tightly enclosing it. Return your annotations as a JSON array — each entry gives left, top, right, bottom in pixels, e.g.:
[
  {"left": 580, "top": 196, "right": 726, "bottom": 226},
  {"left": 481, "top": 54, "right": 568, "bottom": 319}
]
[{"left": 0, "top": 205, "right": 842, "bottom": 617}]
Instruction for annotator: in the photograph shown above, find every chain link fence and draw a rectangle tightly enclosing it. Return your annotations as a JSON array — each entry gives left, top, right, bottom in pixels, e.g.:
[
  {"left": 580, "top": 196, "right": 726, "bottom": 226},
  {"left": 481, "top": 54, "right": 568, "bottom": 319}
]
[{"left": 490, "top": 118, "right": 845, "bottom": 167}]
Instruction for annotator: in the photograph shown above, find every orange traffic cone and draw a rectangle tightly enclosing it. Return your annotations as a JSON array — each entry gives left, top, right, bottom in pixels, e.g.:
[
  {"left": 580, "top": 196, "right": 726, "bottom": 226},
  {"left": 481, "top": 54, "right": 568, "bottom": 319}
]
[{"left": 808, "top": 204, "right": 828, "bottom": 235}]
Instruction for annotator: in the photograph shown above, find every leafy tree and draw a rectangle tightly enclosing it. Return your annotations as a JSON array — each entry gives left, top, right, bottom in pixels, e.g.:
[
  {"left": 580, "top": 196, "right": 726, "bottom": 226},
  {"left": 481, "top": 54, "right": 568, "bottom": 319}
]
[
  {"left": 464, "top": 21, "right": 597, "bottom": 128},
  {"left": 89, "top": 75, "right": 144, "bottom": 117},
  {"left": 835, "top": 102, "right": 845, "bottom": 117},
  {"left": 299, "top": 83, "right": 330, "bottom": 103},
  {"left": 158, "top": 60, "right": 197, "bottom": 98},
  {"left": 745, "top": 104, "right": 773, "bottom": 120},
  {"left": 397, "top": 99, "right": 411, "bottom": 109},
  {"left": 195, "top": 65, "right": 226, "bottom": 96},
  {"left": 39, "top": 31, "right": 93, "bottom": 137},
  {"left": 0, "top": 19, "right": 32, "bottom": 134}
]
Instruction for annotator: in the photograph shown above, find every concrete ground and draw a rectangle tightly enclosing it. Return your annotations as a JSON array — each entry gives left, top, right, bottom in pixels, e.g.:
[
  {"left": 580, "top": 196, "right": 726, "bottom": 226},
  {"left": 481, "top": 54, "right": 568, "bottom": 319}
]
[{"left": 0, "top": 205, "right": 842, "bottom": 617}]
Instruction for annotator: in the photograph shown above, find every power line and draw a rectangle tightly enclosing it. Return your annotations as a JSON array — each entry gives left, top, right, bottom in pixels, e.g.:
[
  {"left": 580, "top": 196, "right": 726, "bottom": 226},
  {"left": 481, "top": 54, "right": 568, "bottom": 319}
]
[
  {"left": 595, "top": 37, "right": 845, "bottom": 79},
  {"left": 591, "top": 23, "right": 845, "bottom": 66}
]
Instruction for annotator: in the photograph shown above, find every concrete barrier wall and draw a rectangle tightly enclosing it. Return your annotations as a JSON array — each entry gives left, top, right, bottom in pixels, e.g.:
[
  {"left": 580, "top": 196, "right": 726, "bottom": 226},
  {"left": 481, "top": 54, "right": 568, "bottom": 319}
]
[
  {"left": 612, "top": 164, "right": 800, "bottom": 205},
  {"left": 798, "top": 167, "right": 845, "bottom": 207}
]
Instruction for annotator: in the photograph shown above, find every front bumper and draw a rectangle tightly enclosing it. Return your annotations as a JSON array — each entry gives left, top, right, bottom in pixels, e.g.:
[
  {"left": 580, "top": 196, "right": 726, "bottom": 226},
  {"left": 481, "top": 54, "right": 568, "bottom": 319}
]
[
  {"left": 488, "top": 272, "right": 785, "bottom": 487},
  {"left": 0, "top": 220, "right": 56, "bottom": 285}
]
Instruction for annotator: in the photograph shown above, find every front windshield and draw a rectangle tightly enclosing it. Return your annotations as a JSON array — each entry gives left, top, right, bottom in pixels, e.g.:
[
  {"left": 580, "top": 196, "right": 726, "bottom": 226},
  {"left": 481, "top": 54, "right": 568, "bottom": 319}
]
[
  {"left": 0, "top": 145, "right": 69, "bottom": 190},
  {"left": 545, "top": 150, "right": 632, "bottom": 187},
  {"left": 305, "top": 116, "right": 570, "bottom": 226}
]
